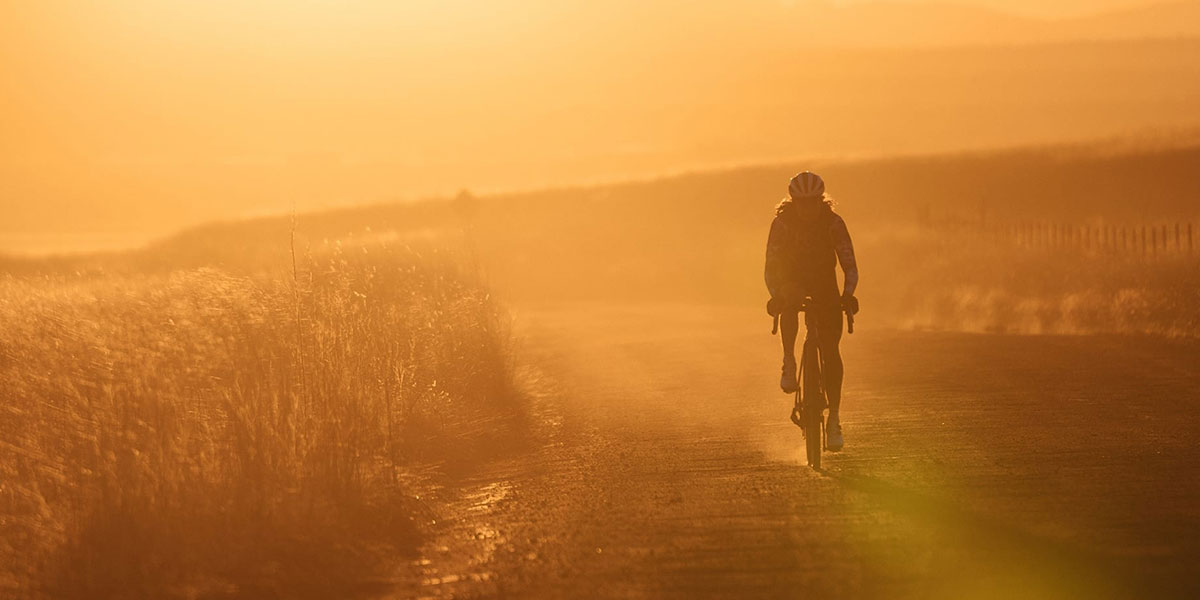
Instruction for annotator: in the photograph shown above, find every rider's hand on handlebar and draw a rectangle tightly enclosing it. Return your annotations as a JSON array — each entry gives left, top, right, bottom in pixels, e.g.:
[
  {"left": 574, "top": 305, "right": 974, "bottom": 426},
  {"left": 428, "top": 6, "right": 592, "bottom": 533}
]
[
  {"left": 766, "top": 297, "right": 781, "bottom": 317},
  {"left": 768, "top": 289, "right": 805, "bottom": 316},
  {"left": 841, "top": 294, "right": 859, "bottom": 315}
]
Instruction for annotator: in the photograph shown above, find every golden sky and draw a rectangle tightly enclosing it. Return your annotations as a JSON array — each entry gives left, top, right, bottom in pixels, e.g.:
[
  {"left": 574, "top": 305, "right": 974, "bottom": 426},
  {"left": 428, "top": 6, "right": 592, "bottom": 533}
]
[
  {"left": 2, "top": 0, "right": 1196, "bottom": 243},
  {"left": 0, "top": 0, "right": 1178, "bottom": 163}
]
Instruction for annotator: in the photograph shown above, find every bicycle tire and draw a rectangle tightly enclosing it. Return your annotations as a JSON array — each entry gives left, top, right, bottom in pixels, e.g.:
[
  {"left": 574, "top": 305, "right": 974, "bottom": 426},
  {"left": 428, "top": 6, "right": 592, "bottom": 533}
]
[
  {"left": 801, "top": 337, "right": 823, "bottom": 469},
  {"left": 805, "top": 404, "right": 822, "bottom": 469}
]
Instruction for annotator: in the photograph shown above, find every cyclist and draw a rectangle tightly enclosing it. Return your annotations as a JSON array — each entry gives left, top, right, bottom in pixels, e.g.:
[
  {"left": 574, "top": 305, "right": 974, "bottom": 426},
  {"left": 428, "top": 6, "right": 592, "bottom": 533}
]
[{"left": 764, "top": 171, "right": 858, "bottom": 451}]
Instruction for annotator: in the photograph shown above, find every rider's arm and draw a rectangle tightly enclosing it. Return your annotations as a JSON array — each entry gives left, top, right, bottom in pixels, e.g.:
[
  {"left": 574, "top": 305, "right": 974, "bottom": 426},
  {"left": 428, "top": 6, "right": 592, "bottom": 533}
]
[
  {"left": 830, "top": 214, "right": 858, "bottom": 297},
  {"left": 764, "top": 215, "right": 788, "bottom": 298}
]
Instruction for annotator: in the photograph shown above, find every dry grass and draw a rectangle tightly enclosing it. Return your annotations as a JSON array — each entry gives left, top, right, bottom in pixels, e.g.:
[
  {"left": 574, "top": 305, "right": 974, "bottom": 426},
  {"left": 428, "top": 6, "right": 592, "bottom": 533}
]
[
  {"left": 870, "top": 228, "right": 1200, "bottom": 336},
  {"left": 0, "top": 239, "right": 516, "bottom": 598}
]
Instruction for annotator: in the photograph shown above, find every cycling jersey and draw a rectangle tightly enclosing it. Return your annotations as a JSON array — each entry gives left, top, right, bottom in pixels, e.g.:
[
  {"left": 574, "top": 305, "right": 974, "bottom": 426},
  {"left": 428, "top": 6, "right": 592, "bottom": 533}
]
[{"left": 764, "top": 199, "right": 858, "bottom": 303}]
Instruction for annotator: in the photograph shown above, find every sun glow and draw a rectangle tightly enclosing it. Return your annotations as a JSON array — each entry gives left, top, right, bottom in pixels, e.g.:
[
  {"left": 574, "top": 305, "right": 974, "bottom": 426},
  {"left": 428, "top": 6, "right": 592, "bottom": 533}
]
[{"left": 2, "top": 0, "right": 1197, "bottom": 250}]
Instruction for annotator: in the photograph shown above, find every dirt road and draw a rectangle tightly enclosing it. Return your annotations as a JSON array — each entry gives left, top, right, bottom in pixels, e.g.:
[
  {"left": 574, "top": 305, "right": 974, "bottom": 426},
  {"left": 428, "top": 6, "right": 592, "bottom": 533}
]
[{"left": 393, "top": 304, "right": 1200, "bottom": 599}]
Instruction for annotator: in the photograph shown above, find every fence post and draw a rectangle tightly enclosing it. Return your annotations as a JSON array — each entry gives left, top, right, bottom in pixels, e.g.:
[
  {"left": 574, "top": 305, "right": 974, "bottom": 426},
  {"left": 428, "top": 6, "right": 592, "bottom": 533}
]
[{"left": 1176, "top": 223, "right": 1182, "bottom": 252}]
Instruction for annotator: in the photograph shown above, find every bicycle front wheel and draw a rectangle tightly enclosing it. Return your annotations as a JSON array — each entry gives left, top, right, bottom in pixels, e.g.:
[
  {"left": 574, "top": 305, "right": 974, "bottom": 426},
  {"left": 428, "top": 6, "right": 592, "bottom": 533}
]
[
  {"left": 805, "top": 402, "right": 822, "bottom": 469},
  {"left": 801, "top": 338, "right": 824, "bottom": 469}
]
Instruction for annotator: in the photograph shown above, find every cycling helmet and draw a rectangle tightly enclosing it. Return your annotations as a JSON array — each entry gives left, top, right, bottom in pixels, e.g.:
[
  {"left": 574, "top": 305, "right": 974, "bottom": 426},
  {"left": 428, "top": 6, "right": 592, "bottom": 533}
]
[{"left": 788, "top": 171, "right": 825, "bottom": 199}]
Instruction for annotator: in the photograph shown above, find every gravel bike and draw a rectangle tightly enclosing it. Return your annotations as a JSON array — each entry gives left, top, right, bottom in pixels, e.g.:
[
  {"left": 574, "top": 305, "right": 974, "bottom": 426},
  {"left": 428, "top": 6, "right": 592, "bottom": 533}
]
[{"left": 776, "top": 298, "right": 854, "bottom": 470}]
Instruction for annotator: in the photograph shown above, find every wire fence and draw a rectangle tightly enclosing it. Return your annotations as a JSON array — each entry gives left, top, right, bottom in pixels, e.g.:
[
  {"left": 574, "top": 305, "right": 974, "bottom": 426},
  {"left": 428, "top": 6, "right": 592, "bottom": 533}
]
[
  {"left": 918, "top": 208, "right": 1196, "bottom": 258},
  {"left": 998, "top": 222, "right": 1195, "bottom": 256}
]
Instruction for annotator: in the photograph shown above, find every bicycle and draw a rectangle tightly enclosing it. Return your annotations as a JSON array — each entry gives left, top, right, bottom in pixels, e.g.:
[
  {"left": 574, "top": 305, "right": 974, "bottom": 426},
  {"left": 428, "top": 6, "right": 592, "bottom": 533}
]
[{"left": 772, "top": 298, "right": 854, "bottom": 470}]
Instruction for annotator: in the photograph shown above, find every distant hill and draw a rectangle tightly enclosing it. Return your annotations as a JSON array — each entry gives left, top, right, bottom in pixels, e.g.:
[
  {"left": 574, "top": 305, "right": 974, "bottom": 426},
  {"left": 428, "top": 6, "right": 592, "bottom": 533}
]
[
  {"left": 1063, "top": 1, "right": 1200, "bottom": 41},
  {"left": 5, "top": 138, "right": 1200, "bottom": 329},
  {"left": 745, "top": 1, "right": 1200, "bottom": 48}
]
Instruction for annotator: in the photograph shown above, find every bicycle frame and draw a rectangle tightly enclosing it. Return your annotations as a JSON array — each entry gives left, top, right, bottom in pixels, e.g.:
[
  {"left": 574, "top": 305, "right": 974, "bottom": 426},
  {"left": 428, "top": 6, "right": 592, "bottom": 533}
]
[{"left": 799, "top": 311, "right": 826, "bottom": 468}]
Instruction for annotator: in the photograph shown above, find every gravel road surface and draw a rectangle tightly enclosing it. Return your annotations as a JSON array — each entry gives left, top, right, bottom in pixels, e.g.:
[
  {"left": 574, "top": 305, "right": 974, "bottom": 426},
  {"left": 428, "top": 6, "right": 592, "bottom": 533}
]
[{"left": 392, "top": 304, "right": 1200, "bottom": 599}]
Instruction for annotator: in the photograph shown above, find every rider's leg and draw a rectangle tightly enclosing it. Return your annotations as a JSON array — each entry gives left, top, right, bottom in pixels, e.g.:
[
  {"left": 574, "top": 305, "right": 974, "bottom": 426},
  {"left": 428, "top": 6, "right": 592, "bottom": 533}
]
[
  {"left": 811, "top": 308, "right": 846, "bottom": 450},
  {"left": 779, "top": 311, "right": 800, "bottom": 393},
  {"left": 816, "top": 309, "right": 845, "bottom": 415},
  {"left": 780, "top": 310, "right": 800, "bottom": 361}
]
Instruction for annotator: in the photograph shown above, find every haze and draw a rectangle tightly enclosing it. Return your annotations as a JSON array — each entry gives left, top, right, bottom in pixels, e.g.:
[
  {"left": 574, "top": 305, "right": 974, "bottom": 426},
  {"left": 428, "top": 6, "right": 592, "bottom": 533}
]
[
  {"left": 3, "top": 0, "right": 1200, "bottom": 250},
  {"left": 6, "top": 3, "right": 1200, "bottom": 597},
  {"left": 835, "top": 0, "right": 1163, "bottom": 17}
]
